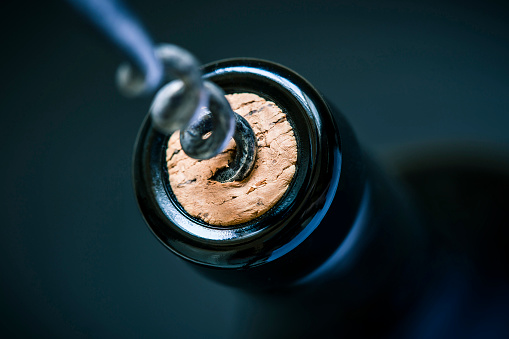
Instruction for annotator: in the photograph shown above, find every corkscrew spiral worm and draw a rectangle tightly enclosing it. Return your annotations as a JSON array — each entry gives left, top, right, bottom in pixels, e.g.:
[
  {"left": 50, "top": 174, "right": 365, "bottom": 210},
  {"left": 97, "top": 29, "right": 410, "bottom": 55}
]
[{"left": 68, "top": 0, "right": 256, "bottom": 181}]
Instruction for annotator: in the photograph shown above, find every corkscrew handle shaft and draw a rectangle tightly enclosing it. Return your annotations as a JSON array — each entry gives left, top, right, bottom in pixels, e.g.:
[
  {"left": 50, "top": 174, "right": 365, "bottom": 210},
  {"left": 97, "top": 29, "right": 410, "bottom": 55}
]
[{"left": 68, "top": 0, "right": 164, "bottom": 94}]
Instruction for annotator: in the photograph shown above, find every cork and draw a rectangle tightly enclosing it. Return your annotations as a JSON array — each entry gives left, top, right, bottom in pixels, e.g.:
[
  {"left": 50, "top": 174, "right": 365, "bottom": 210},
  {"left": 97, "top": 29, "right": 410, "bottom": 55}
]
[{"left": 166, "top": 93, "right": 298, "bottom": 226}]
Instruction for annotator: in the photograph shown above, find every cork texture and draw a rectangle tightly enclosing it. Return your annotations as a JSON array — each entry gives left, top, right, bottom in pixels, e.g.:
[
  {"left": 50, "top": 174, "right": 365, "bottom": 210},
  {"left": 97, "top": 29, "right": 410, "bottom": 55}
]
[{"left": 166, "top": 93, "right": 298, "bottom": 226}]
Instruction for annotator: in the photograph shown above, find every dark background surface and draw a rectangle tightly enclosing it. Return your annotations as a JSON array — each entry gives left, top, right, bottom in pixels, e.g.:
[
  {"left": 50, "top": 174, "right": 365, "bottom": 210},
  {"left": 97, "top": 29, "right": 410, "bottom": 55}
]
[{"left": 1, "top": 0, "right": 508, "bottom": 337}]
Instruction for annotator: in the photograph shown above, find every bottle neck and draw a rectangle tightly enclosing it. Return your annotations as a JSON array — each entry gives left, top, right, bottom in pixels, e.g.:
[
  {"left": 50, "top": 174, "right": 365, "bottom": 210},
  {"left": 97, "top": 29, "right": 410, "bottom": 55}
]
[{"left": 134, "top": 58, "right": 428, "bottom": 294}]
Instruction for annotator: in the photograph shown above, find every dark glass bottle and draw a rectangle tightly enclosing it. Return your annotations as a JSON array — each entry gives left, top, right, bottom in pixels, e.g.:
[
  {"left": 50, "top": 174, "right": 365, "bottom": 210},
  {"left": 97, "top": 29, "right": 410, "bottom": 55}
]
[{"left": 133, "top": 59, "right": 430, "bottom": 338}]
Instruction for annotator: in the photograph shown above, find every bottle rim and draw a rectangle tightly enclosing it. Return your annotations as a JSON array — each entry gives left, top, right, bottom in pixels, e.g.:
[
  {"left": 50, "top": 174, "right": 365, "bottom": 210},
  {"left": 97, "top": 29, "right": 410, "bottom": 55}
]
[{"left": 133, "top": 58, "right": 342, "bottom": 268}]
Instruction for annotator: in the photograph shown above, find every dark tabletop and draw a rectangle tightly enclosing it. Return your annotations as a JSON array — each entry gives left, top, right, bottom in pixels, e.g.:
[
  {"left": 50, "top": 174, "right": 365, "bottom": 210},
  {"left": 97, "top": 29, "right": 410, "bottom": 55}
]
[{"left": 1, "top": 0, "right": 508, "bottom": 337}]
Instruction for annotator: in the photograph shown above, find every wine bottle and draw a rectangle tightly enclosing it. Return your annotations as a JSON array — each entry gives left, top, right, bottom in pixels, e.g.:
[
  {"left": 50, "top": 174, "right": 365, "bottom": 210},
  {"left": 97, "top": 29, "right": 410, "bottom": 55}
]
[{"left": 133, "top": 59, "right": 430, "bottom": 338}]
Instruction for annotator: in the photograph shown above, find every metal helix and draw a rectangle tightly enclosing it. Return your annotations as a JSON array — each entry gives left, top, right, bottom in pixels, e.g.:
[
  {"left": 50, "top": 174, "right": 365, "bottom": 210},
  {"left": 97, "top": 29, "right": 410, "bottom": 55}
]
[
  {"left": 117, "top": 44, "right": 257, "bottom": 181},
  {"left": 68, "top": 0, "right": 257, "bottom": 181}
]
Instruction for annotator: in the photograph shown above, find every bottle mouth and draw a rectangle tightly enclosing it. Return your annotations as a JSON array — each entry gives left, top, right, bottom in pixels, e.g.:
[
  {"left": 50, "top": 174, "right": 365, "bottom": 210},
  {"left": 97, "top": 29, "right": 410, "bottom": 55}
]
[{"left": 133, "top": 59, "right": 341, "bottom": 268}]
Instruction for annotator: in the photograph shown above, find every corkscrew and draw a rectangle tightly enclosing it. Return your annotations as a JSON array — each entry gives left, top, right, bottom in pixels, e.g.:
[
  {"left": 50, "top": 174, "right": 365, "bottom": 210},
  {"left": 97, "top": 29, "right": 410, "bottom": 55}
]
[{"left": 68, "top": 0, "right": 256, "bottom": 182}]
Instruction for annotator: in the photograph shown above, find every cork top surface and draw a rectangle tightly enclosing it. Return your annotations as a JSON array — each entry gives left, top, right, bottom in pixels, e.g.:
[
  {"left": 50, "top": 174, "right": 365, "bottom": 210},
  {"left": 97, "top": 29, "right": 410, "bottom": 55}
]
[{"left": 166, "top": 92, "right": 298, "bottom": 226}]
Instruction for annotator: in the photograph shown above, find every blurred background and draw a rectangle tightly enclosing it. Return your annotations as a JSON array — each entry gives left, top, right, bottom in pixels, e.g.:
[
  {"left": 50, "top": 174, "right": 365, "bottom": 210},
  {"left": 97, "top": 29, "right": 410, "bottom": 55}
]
[{"left": 1, "top": 0, "right": 508, "bottom": 337}]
